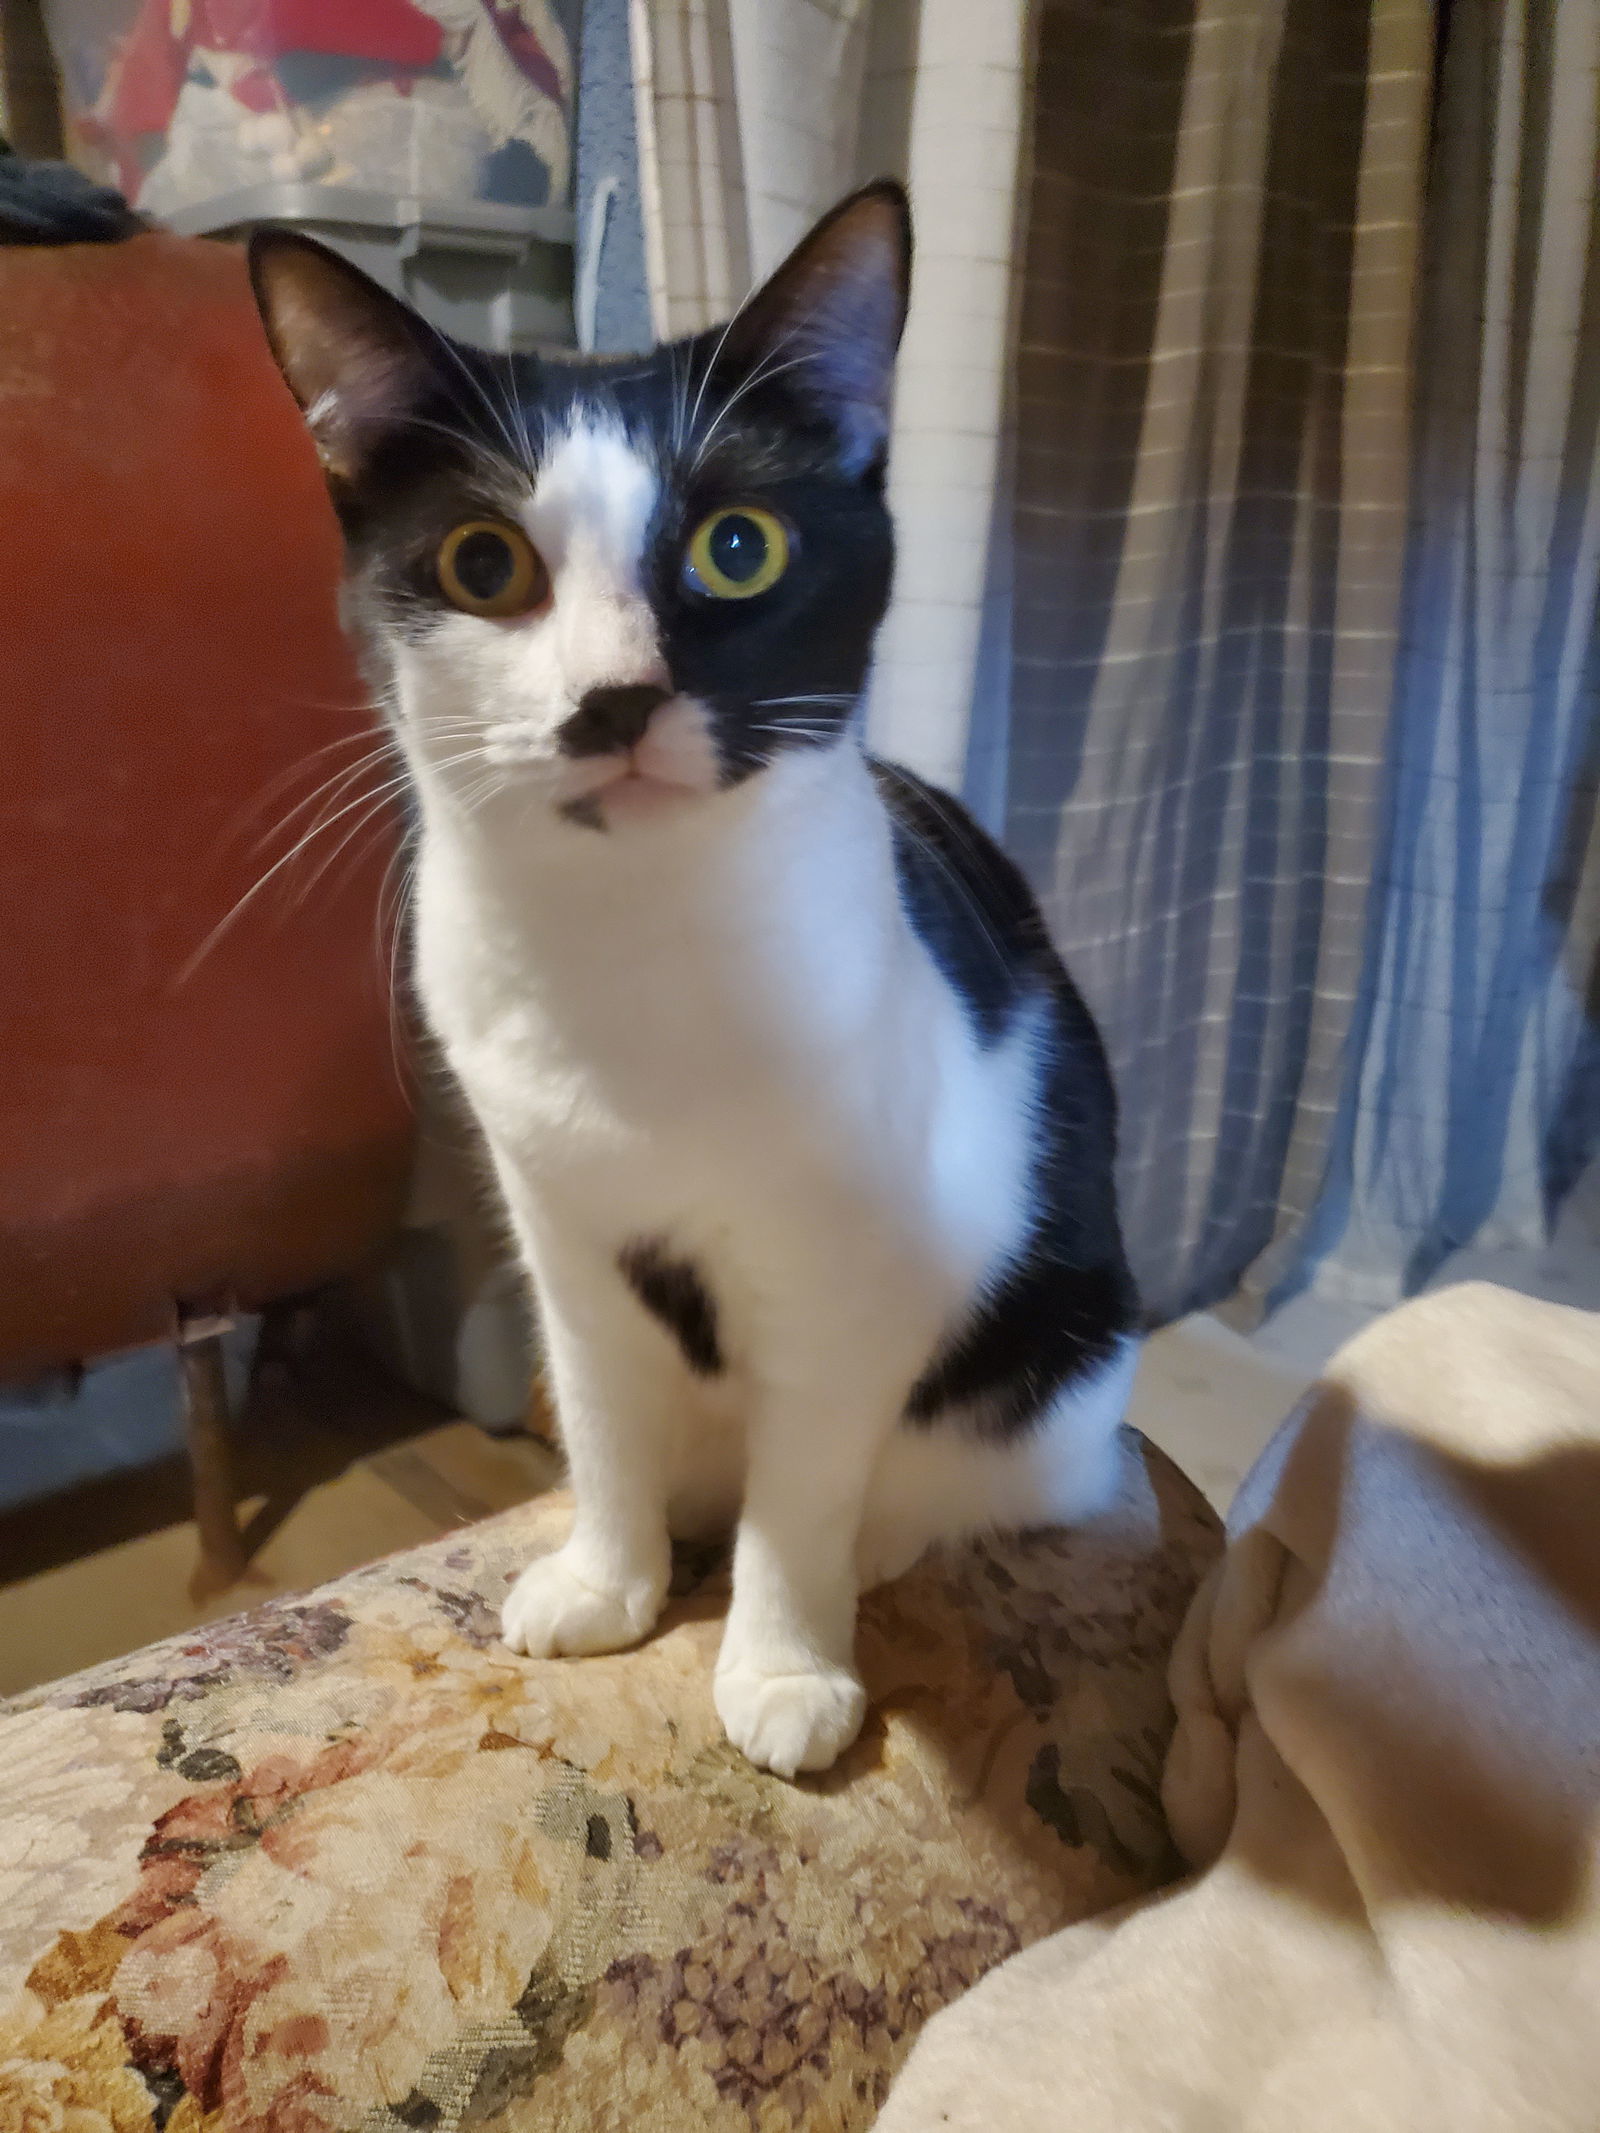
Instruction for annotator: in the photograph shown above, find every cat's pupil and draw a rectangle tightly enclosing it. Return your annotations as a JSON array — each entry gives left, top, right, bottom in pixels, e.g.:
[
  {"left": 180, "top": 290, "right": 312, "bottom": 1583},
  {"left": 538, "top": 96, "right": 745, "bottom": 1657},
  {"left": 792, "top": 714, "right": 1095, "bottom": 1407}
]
[
  {"left": 709, "top": 513, "right": 766, "bottom": 583},
  {"left": 453, "top": 529, "right": 515, "bottom": 600}
]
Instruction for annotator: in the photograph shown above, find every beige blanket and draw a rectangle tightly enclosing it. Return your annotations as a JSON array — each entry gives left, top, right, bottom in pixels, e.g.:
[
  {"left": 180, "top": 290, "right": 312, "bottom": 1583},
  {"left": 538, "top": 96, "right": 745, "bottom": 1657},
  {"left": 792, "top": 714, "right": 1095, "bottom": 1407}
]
[{"left": 877, "top": 1283, "right": 1600, "bottom": 2133}]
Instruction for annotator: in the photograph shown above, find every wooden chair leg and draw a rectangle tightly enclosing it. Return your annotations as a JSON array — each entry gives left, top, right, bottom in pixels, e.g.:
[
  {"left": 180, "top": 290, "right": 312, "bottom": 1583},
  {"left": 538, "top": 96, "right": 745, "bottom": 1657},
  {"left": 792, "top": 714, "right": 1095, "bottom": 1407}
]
[{"left": 178, "top": 1322, "right": 249, "bottom": 1599}]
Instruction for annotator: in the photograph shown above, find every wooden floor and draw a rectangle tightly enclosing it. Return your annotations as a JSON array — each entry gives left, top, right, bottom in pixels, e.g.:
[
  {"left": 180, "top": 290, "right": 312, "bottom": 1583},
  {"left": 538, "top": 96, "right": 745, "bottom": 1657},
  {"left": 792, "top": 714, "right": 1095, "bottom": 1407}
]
[{"left": 0, "top": 1337, "right": 559, "bottom": 1699}]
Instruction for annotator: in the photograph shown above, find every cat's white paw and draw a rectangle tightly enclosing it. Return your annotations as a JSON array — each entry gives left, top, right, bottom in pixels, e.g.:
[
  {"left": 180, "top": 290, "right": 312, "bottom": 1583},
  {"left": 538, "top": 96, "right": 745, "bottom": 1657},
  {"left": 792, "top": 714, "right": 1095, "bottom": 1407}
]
[
  {"left": 714, "top": 1659, "right": 868, "bottom": 1777},
  {"left": 500, "top": 1550, "right": 664, "bottom": 1659}
]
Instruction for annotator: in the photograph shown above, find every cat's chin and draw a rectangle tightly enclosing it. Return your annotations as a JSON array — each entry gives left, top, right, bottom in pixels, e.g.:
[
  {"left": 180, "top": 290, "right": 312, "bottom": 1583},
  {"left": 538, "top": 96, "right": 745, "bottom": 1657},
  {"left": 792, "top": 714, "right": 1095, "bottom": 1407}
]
[
  {"left": 581, "top": 772, "right": 710, "bottom": 828},
  {"left": 603, "top": 774, "right": 699, "bottom": 819}
]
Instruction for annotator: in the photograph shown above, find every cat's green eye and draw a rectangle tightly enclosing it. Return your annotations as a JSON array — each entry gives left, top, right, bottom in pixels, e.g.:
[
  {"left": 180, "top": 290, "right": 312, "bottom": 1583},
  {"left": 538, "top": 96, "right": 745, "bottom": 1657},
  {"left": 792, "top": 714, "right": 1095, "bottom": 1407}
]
[
  {"left": 437, "top": 519, "right": 548, "bottom": 618},
  {"left": 684, "top": 506, "right": 790, "bottom": 601}
]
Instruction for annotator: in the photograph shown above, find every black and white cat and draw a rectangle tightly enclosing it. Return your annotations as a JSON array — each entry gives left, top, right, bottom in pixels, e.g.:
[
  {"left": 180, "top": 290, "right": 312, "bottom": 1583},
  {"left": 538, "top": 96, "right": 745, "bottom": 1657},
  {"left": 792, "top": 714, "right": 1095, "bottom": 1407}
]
[{"left": 250, "top": 182, "right": 1139, "bottom": 1777}]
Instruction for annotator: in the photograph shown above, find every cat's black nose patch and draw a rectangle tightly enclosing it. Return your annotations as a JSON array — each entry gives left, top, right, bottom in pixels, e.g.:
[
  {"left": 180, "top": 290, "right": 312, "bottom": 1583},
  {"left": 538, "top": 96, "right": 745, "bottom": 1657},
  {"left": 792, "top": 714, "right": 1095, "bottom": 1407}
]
[{"left": 559, "top": 683, "right": 672, "bottom": 757}]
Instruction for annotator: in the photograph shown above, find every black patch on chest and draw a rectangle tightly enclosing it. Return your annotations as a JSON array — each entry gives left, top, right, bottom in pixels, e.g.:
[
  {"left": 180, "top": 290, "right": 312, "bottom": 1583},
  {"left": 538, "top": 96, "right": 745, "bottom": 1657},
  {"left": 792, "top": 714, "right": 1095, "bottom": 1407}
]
[
  {"left": 618, "top": 1238, "right": 725, "bottom": 1375},
  {"left": 874, "top": 761, "right": 1140, "bottom": 1438}
]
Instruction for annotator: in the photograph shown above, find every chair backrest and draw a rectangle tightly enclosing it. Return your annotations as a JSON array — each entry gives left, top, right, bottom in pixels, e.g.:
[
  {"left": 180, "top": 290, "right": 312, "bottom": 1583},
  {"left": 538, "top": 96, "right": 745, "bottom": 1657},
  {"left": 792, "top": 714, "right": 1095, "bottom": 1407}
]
[{"left": 0, "top": 231, "right": 414, "bottom": 1379}]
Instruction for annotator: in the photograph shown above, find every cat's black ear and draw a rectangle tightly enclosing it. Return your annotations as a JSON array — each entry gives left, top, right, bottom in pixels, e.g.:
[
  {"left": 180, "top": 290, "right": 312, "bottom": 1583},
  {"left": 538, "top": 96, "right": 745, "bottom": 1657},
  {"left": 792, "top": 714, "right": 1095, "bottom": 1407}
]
[
  {"left": 249, "top": 230, "right": 436, "bottom": 485},
  {"left": 721, "top": 180, "right": 911, "bottom": 473}
]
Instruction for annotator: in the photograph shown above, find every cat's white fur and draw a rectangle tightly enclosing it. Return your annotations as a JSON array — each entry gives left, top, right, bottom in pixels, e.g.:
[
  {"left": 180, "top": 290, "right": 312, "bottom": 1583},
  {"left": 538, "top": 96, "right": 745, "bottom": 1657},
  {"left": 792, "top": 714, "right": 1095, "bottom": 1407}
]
[{"left": 397, "top": 419, "right": 1137, "bottom": 1776}]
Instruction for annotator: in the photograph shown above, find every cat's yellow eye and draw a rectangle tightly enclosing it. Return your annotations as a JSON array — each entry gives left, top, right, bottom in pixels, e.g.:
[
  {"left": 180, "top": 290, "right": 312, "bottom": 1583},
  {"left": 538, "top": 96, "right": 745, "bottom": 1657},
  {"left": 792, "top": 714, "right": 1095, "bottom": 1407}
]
[
  {"left": 684, "top": 506, "right": 790, "bottom": 601},
  {"left": 437, "top": 519, "right": 547, "bottom": 618}
]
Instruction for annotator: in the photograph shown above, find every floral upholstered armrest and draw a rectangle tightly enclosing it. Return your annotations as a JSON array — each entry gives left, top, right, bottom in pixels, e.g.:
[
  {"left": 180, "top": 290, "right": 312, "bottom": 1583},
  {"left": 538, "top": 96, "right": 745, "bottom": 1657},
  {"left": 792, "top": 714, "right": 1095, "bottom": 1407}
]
[{"left": 0, "top": 1430, "right": 1219, "bottom": 2133}]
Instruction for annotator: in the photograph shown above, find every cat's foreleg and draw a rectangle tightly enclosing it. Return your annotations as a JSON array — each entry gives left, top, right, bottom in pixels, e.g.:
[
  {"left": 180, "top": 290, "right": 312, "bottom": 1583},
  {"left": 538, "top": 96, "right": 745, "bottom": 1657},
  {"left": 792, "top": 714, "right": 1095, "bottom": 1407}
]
[
  {"left": 499, "top": 1216, "right": 676, "bottom": 1659},
  {"left": 714, "top": 1292, "right": 919, "bottom": 1777}
]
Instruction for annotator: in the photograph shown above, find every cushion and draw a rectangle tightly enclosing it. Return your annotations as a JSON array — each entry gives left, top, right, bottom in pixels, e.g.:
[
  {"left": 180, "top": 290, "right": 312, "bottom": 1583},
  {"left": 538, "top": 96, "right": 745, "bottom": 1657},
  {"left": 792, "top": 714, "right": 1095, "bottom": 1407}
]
[{"left": 0, "top": 1433, "right": 1219, "bottom": 2132}]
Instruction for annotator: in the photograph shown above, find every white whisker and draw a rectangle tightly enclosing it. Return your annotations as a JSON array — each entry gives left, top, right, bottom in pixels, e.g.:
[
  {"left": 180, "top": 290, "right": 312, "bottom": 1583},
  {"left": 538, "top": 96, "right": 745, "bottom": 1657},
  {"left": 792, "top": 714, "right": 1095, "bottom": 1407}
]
[
  {"left": 426, "top": 328, "right": 530, "bottom": 473},
  {"left": 753, "top": 694, "right": 858, "bottom": 709},
  {"left": 380, "top": 843, "right": 420, "bottom": 1095},
  {"left": 690, "top": 334, "right": 810, "bottom": 473},
  {"left": 175, "top": 748, "right": 484, "bottom": 986}
]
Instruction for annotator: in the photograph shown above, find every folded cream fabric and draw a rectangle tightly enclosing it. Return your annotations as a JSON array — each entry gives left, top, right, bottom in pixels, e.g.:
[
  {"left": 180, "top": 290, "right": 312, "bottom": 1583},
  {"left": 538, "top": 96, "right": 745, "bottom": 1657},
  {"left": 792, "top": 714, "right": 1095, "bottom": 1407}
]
[{"left": 876, "top": 1283, "right": 1600, "bottom": 2133}]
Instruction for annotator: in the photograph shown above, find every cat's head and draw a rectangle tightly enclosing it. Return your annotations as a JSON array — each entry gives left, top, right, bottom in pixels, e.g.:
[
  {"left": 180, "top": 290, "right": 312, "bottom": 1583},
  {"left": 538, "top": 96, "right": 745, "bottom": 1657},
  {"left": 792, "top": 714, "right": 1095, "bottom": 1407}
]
[{"left": 249, "top": 183, "right": 910, "bottom": 835}]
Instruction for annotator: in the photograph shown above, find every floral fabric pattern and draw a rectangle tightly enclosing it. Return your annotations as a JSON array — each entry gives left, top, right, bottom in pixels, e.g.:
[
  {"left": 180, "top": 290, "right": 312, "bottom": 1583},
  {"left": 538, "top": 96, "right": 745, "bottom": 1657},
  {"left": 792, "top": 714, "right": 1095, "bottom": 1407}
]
[{"left": 0, "top": 1433, "right": 1218, "bottom": 2131}]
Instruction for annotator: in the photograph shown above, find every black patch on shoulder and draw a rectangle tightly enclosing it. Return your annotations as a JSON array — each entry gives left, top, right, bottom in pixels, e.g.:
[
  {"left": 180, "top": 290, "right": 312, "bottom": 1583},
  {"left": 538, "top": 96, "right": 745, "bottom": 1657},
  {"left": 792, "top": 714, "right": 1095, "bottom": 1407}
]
[
  {"left": 876, "top": 760, "right": 1140, "bottom": 1438},
  {"left": 618, "top": 1238, "right": 724, "bottom": 1375},
  {"left": 871, "top": 759, "right": 1055, "bottom": 1045}
]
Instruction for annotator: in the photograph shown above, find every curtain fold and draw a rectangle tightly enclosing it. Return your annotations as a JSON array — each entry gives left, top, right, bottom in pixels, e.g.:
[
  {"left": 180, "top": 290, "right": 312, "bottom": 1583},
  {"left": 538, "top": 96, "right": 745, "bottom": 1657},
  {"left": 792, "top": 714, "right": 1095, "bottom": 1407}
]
[
  {"left": 1293, "top": 0, "right": 1600, "bottom": 1308},
  {"left": 1007, "top": 0, "right": 1431, "bottom": 1323}
]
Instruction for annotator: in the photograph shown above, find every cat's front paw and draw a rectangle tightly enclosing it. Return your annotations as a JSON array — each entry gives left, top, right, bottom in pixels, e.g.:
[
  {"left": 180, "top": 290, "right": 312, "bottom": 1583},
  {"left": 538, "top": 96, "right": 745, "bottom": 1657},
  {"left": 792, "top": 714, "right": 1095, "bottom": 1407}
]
[
  {"left": 714, "top": 1658, "right": 868, "bottom": 1778},
  {"left": 500, "top": 1549, "right": 664, "bottom": 1659}
]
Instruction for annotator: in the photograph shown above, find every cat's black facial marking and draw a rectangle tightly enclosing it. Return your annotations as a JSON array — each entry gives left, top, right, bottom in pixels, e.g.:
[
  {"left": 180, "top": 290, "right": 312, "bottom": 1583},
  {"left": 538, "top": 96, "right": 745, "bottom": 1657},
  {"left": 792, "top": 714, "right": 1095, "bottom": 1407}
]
[
  {"left": 618, "top": 1238, "right": 725, "bottom": 1376},
  {"left": 650, "top": 442, "right": 894, "bottom": 786},
  {"left": 316, "top": 377, "right": 538, "bottom": 648}
]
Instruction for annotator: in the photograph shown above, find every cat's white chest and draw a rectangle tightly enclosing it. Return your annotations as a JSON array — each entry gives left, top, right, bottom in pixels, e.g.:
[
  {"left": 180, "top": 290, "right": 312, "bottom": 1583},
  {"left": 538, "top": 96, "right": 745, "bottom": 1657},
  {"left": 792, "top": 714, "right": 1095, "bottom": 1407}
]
[
  {"left": 411, "top": 755, "right": 906, "bottom": 1179},
  {"left": 414, "top": 890, "right": 654, "bottom": 1172},
  {"left": 407, "top": 747, "right": 1031, "bottom": 1305}
]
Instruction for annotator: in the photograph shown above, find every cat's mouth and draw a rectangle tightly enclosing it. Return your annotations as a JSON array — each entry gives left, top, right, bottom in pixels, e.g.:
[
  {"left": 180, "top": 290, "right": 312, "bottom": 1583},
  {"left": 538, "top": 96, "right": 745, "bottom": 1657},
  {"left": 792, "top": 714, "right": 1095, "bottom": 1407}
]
[
  {"left": 555, "top": 750, "right": 713, "bottom": 830},
  {"left": 555, "top": 694, "right": 722, "bottom": 829},
  {"left": 596, "top": 765, "right": 701, "bottom": 818}
]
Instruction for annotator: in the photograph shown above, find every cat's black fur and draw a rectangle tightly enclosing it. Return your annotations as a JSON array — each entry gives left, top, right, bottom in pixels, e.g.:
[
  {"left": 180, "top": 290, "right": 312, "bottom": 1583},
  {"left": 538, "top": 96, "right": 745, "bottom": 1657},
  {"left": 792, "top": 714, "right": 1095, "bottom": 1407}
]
[
  {"left": 875, "top": 762, "right": 1136, "bottom": 1435},
  {"left": 618, "top": 1238, "right": 726, "bottom": 1377}
]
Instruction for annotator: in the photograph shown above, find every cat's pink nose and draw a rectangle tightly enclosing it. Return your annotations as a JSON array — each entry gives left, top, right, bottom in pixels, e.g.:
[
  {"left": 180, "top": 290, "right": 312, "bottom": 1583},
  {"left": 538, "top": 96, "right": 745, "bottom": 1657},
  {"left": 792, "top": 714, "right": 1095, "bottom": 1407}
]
[{"left": 559, "top": 683, "right": 672, "bottom": 757}]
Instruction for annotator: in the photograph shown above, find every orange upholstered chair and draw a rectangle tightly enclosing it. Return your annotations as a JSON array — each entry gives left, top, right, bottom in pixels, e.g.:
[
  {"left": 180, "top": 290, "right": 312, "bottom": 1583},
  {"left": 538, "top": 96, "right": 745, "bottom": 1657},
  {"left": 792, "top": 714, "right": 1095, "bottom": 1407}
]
[{"left": 0, "top": 229, "right": 414, "bottom": 1587}]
